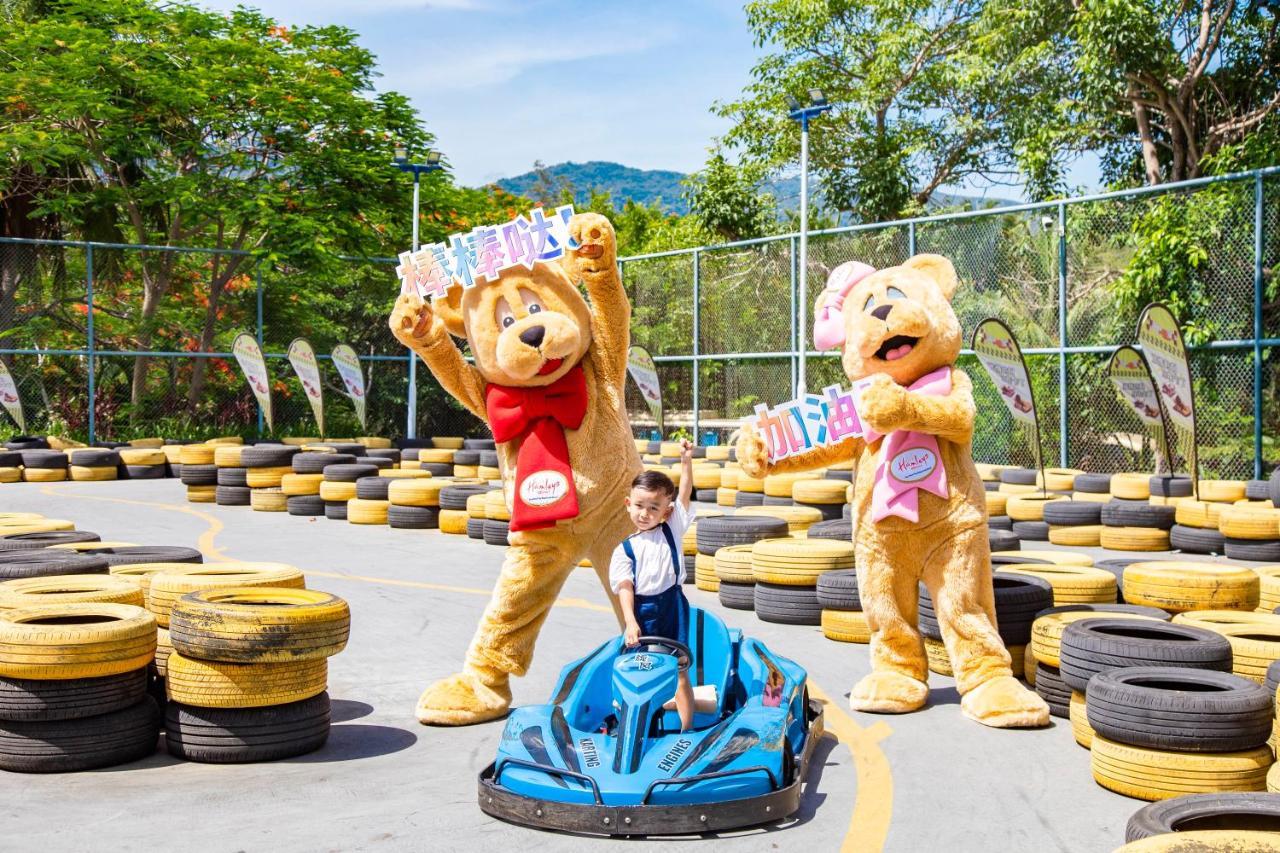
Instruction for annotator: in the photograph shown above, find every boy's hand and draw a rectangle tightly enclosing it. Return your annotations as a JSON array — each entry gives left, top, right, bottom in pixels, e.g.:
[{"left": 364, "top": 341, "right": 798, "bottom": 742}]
[
  {"left": 680, "top": 439, "right": 694, "bottom": 464},
  {"left": 624, "top": 622, "right": 641, "bottom": 647}
]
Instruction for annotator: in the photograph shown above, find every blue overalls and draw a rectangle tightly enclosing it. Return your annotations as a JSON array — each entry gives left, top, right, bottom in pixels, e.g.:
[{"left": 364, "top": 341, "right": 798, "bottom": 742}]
[{"left": 622, "top": 522, "right": 690, "bottom": 645}]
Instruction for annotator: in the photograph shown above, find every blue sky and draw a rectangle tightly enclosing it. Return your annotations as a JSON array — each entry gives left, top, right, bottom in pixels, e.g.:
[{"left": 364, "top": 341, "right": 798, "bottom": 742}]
[{"left": 199, "top": 0, "right": 1100, "bottom": 199}]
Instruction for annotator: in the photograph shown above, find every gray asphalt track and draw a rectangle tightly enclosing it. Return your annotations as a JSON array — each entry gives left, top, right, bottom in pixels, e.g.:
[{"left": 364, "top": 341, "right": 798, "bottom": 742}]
[{"left": 0, "top": 479, "right": 1179, "bottom": 852}]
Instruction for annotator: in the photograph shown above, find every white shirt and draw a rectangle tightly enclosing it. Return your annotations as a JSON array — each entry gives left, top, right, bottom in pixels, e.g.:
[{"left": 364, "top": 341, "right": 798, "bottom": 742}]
[{"left": 609, "top": 502, "right": 694, "bottom": 595}]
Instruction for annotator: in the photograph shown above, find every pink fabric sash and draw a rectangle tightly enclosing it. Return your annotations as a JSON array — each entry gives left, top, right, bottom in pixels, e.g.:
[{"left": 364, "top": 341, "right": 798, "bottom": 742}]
[{"left": 863, "top": 367, "right": 951, "bottom": 523}]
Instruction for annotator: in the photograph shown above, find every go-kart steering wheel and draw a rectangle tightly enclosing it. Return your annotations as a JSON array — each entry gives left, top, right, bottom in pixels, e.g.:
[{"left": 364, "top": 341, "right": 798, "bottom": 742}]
[{"left": 629, "top": 636, "right": 692, "bottom": 672}]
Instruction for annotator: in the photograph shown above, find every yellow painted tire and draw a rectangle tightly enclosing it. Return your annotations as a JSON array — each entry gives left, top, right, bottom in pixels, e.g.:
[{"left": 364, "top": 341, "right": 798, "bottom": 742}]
[
  {"left": 763, "top": 472, "right": 822, "bottom": 497},
  {"left": 1090, "top": 734, "right": 1271, "bottom": 800},
  {"left": 735, "top": 505, "right": 823, "bottom": 531},
  {"left": 1007, "top": 494, "right": 1068, "bottom": 521},
  {"left": 318, "top": 480, "right": 356, "bottom": 502},
  {"left": 387, "top": 478, "right": 448, "bottom": 507},
  {"left": 450, "top": 465, "right": 476, "bottom": 478},
  {"left": 1031, "top": 611, "right": 1163, "bottom": 667},
  {"left": 1038, "top": 468, "right": 1081, "bottom": 491},
  {"left": 484, "top": 490, "right": 511, "bottom": 522},
  {"left": 714, "top": 545, "right": 755, "bottom": 583},
  {"left": 705, "top": 446, "right": 731, "bottom": 461},
  {"left": 694, "top": 553, "right": 719, "bottom": 592},
  {"left": 0, "top": 574, "right": 144, "bottom": 609},
  {"left": 0, "top": 603, "right": 156, "bottom": 679},
  {"left": 281, "top": 473, "right": 323, "bottom": 496},
  {"left": 691, "top": 465, "right": 722, "bottom": 490},
  {"left": 478, "top": 465, "right": 501, "bottom": 480},
  {"left": 358, "top": 436, "right": 392, "bottom": 449},
  {"left": 466, "top": 493, "right": 488, "bottom": 519},
  {"left": 22, "top": 468, "right": 66, "bottom": 483},
  {"left": 0, "top": 513, "right": 42, "bottom": 523},
  {"left": 1271, "top": 758, "right": 1280, "bottom": 792},
  {"left": 0, "top": 519, "right": 74, "bottom": 535},
  {"left": 925, "top": 637, "right": 952, "bottom": 676},
  {"left": 998, "top": 483, "right": 1039, "bottom": 495},
  {"left": 69, "top": 464, "right": 118, "bottom": 481},
  {"left": 429, "top": 437, "right": 463, "bottom": 450},
  {"left": 250, "top": 488, "right": 287, "bottom": 512},
  {"left": 179, "top": 445, "right": 215, "bottom": 465},
  {"left": 147, "top": 563, "right": 305, "bottom": 627},
  {"left": 439, "top": 509, "right": 469, "bottom": 534},
  {"left": 208, "top": 436, "right": 244, "bottom": 446},
  {"left": 1215, "top": 624, "right": 1280, "bottom": 683},
  {"left": 1172, "top": 610, "right": 1280, "bottom": 631},
  {"left": 737, "top": 475, "right": 764, "bottom": 494},
  {"left": 169, "top": 587, "right": 349, "bottom": 663},
  {"left": 279, "top": 437, "right": 317, "bottom": 447},
  {"left": 717, "top": 488, "right": 738, "bottom": 506},
  {"left": 1200, "top": 479, "right": 1248, "bottom": 503},
  {"left": 1099, "top": 526, "right": 1171, "bottom": 551},
  {"left": 1175, "top": 500, "right": 1226, "bottom": 529},
  {"left": 991, "top": 549, "right": 1093, "bottom": 567},
  {"left": 166, "top": 652, "right": 326, "bottom": 709},
  {"left": 720, "top": 469, "right": 740, "bottom": 489},
  {"left": 1123, "top": 562, "right": 1260, "bottom": 612},
  {"left": 1256, "top": 568, "right": 1280, "bottom": 612},
  {"left": 380, "top": 469, "right": 431, "bottom": 481},
  {"left": 1047, "top": 524, "right": 1103, "bottom": 547},
  {"left": 0, "top": 467, "right": 20, "bottom": 483},
  {"left": 1023, "top": 644, "right": 1037, "bottom": 683},
  {"left": 126, "top": 438, "right": 163, "bottom": 449},
  {"left": 417, "top": 448, "right": 456, "bottom": 464},
  {"left": 109, "top": 562, "right": 187, "bottom": 602},
  {"left": 1069, "top": 691, "right": 1093, "bottom": 748},
  {"left": 187, "top": 485, "right": 215, "bottom": 503},
  {"left": 1000, "top": 564, "right": 1117, "bottom": 605},
  {"left": 213, "top": 445, "right": 246, "bottom": 467},
  {"left": 1219, "top": 506, "right": 1280, "bottom": 539},
  {"left": 985, "top": 492, "right": 1008, "bottom": 516},
  {"left": 1111, "top": 472, "right": 1152, "bottom": 500},
  {"left": 244, "top": 466, "right": 291, "bottom": 488},
  {"left": 155, "top": 626, "right": 172, "bottom": 678},
  {"left": 48, "top": 541, "right": 138, "bottom": 553},
  {"left": 750, "top": 537, "right": 855, "bottom": 585},
  {"left": 119, "top": 448, "right": 165, "bottom": 465},
  {"left": 1115, "top": 831, "right": 1280, "bottom": 852},
  {"left": 792, "top": 479, "right": 849, "bottom": 504},
  {"left": 821, "top": 609, "right": 869, "bottom": 643},
  {"left": 347, "top": 498, "right": 389, "bottom": 524},
  {"left": 1069, "top": 491, "right": 1111, "bottom": 503}
]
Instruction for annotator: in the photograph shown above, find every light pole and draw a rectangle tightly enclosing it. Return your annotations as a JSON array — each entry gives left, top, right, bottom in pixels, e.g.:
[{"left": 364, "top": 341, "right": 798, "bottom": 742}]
[
  {"left": 787, "top": 89, "right": 832, "bottom": 397},
  {"left": 393, "top": 145, "right": 443, "bottom": 440}
]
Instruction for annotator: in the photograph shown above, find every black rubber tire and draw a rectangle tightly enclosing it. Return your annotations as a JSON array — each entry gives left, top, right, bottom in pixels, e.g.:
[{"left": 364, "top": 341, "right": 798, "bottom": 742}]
[
  {"left": 1073, "top": 473, "right": 1113, "bottom": 494},
  {"left": 215, "top": 485, "right": 251, "bottom": 506},
  {"left": 983, "top": 481, "right": 1000, "bottom": 492},
  {"left": 644, "top": 441, "right": 661, "bottom": 455},
  {"left": 918, "top": 574, "right": 1052, "bottom": 646},
  {"left": 1270, "top": 468, "right": 1280, "bottom": 508},
  {"left": 659, "top": 457, "right": 681, "bottom": 465},
  {"left": 0, "top": 450, "right": 20, "bottom": 467},
  {"left": 69, "top": 448, "right": 119, "bottom": 466},
  {"left": 6, "top": 436, "right": 48, "bottom": 450},
  {"left": 216, "top": 466, "right": 248, "bottom": 487},
  {"left": 1101, "top": 501, "right": 1175, "bottom": 529},
  {"left": 1058, "top": 618, "right": 1232, "bottom": 693},
  {"left": 682, "top": 554, "right": 696, "bottom": 584},
  {"left": 90, "top": 441, "right": 128, "bottom": 449},
  {"left": 168, "top": 462, "right": 182, "bottom": 479},
  {"left": 89, "top": 546, "right": 203, "bottom": 567},
  {"left": 324, "top": 501, "right": 348, "bottom": 520},
  {"left": 286, "top": 495, "right": 325, "bottom": 516},
  {"left": 452, "top": 450, "right": 480, "bottom": 466},
  {"left": 734, "top": 492, "right": 765, "bottom": 507},
  {"left": 718, "top": 581, "right": 756, "bottom": 610},
  {"left": 292, "top": 452, "right": 356, "bottom": 474},
  {"left": 439, "top": 484, "right": 490, "bottom": 511},
  {"left": 365, "top": 448, "right": 401, "bottom": 464},
  {"left": 19, "top": 450, "right": 66, "bottom": 469},
  {"left": 0, "top": 667, "right": 149, "bottom": 722},
  {"left": 419, "top": 462, "right": 453, "bottom": 477},
  {"left": 1267, "top": 660, "right": 1280, "bottom": 700},
  {"left": 988, "top": 529, "right": 1019, "bottom": 551},
  {"left": 478, "top": 450, "right": 499, "bottom": 467},
  {"left": 240, "top": 445, "right": 298, "bottom": 467},
  {"left": 1085, "top": 667, "right": 1272, "bottom": 752},
  {"left": 816, "top": 569, "right": 860, "bottom": 611},
  {"left": 0, "top": 696, "right": 160, "bottom": 772},
  {"left": 1042, "top": 501, "right": 1103, "bottom": 525},
  {"left": 1000, "top": 468, "right": 1037, "bottom": 485},
  {"left": 795, "top": 500, "right": 844, "bottom": 520},
  {"left": 761, "top": 495, "right": 794, "bottom": 506},
  {"left": 317, "top": 443, "right": 366, "bottom": 457},
  {"left": 987, "top": 514, "right": 1013, "bottom": 531},
  {"left": 1246, "top": 479, "right": 1270, "bottom": 501},
  {"left": 1149, "top": 475, "right": 1193, "bottom": 498},
  {"left": 164, "top": 693, "right": 330, "bottom": 764},
  {"left": 355, "top": 476, "right": 390, "bottom": 501},
  {"left": 1035, "top": 603, "right": 1171, "bottom": 622},
  {"left": 824, "top": 469, "right": 853, "bottom": 482},
  {"left": 0, "top": 551, "right": 109, "bottom": 579},
  {"left": 1011, "top": 520, "right": 1049, "bottom": 541},
  {"left": 992, "top": 554, "right": 1051, "bottom": 566},
  {"left": 121, "top": 464, "right": 165, "bottom": 479},
  {"left": 322, "top": 463, "right": 378, "bottom": 482},
  {"left": 1035, "top": 662, "right": 1071, "bottom": 718},
  {"left": 388, "top": 505, "right": 439, "bottom": 530},
  {"left": 695, "top": 516, "right": 789, "bottom": 555},
  {"left": 0, "top": 530, "right": 101, "bottom": 551},
  {"left": 1224, "top": 538, "right": 1280, "bottom": 561},
  {"left": 808, "top": 518, "right": 852, "bottom": 542},
  {"left": 466, "top": 518, "right": 485, "bottom": 539},
  {"left": 695, "top": 489, "right": 719, "bottom": 504},
  {"left": 754, "top": 583, "right": 822, "bottom": 626},
  {"left": 842, "top": 503, "right": 851, "bottom": 519},
  {"left": 1170, "top": 523, "right": 1226, "bottom": 555},
  {"left": 463, "top": 438, "right": 496, "bottom": 450},
  {"left": 1125, "top": 794, "right": 1280, "bottom": 841},
  {"left": 483, "top": 519, "right": 510, "bottom": 546},
  {"left": 180, "top": 464, "right": 218, "bottom": 486}
]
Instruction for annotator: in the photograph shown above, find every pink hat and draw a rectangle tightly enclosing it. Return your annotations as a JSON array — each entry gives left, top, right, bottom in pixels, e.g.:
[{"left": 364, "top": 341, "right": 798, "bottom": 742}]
[{"left": 813, "top": 261, "right": 876, "bottom": 350}]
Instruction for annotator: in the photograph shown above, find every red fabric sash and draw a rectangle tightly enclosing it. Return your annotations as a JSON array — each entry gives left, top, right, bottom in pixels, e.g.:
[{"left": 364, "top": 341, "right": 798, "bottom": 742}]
[{"left": 485, "top": 365, "right": 588, "bottom": 531}]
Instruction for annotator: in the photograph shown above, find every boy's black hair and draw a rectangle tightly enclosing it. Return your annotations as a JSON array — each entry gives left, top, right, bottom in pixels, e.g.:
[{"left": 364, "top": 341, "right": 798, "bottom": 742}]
[{"left": 631, "top": 469, "right": 676, "bottom": 500}]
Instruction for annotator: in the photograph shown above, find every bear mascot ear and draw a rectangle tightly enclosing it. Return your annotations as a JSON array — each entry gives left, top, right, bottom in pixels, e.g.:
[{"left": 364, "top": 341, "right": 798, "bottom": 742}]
[
  {"left": 902, "top": 254, "right": 959, "bottom": 302},
  {"left": 431, "top": 285, "right": 468, "bottom": 339}
]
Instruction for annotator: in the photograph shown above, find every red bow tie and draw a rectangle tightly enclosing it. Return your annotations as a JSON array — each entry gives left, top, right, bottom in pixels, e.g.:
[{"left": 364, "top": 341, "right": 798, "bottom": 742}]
[{"left": 486, "top": 366, "right": 588, "bottom": 441}]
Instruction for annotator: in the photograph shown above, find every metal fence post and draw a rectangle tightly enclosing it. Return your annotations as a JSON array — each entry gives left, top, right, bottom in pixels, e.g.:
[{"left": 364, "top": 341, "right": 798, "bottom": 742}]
[
  {"left": 1254, "top": 171, "right": 1265, "bottom": 478},
  {"left": 255, "top": 265, "right": 264, "bottom": 437},
  {"left": 1057, "top": 202, "right": 1069, "bottom": 467},
  {"left": 789, "top": 236, "right": 798, "bottom": 398},
  {"left": 692, "top": 250, "right": 700, "bottom": 443},
  {"left": 908, "top": 221, "right": 917, "bottom": 256},
  {"left": 85, "top": 244, "right": 95, "bottom": 444}
]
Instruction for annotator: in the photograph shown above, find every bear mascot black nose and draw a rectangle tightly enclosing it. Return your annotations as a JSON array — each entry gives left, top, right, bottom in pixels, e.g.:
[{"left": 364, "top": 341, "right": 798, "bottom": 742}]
[
  {"left": 870, "top": 304, "right": 893, "bottom": 321},
  {"left": 519, "top": 325, "right": 546, "bottom": 347}
]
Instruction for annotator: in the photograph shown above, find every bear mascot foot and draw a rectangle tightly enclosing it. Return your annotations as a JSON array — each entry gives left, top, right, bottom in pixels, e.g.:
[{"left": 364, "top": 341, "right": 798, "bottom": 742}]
[
  {"left": 415, "top": 668, "right": 513, "bottom": 726},
  {"left": 960, "top": 675, "right": 1050, "bottom": 729},
  {"left": 850, "top": 670, "right": 929, "bottom": 714}
]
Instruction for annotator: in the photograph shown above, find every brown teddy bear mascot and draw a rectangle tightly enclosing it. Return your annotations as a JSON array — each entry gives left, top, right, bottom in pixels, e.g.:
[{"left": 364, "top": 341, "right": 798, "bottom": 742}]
[
  {"left": 389, "top": 212, "right": 641, "bottom": 725},
  {"left": 737, "top": 255, "right": 1049, "bottom": 728}
]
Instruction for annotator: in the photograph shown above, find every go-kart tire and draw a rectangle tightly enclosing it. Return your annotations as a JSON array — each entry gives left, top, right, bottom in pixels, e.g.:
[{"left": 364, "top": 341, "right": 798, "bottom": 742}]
[
  {"left": 439, "top": 485, "right": 489, "bottom": 511},
  {"left": 286, "top": 495, "right": 325, "bottom": 516},
  {"left": 452, "top": 450, "right": 480, "bottom": 466},
  {"left": 734, "top": 492, "right": 764, "bottom": 507},
  {"left": 164, "top": 692, "right": 330, "bottom": 763},
  {"left": 215, "top": 485, "right": 251, "bottom": 506},
  {"left": 0, "top": 667, "right": 149, "bottom": 721},
  {"left": 695, "top": 489, "right": 719, "bottom": 503},
  {"left": 478, "top": 450, "right": 499, "bottom": 468},
  {"left": 355, "top": 476, "right": 390, "bottom": 501},
  {"left": 0, "top": 696, "right": 160, "bottom": 773},
  {"left": 170, "top": 588, "right": 348, "bottom": 663},
  {"left": 1246, "top": 479, "right": 1271, "bottom": 501},
  {"left": 0, "top": 603, "right": 156, "bottom": 680},
  {"left": 822, "top": 609, "right": 869, "bottom": 643},
  {"left": 808, "top": 518, "right": 852, "bottom": 542},
  {"left": 420, "top": 462, "right": 453, "bottom": 476},
  {"left": 1224, "top": 538, "right": 1280, "bottom": 562},
  {"left": 180, "top": 464, "right": 217, "bottom": 486},
  {"left": 1149, "top": 475, "right": 1193, "bottom": 498},
  {"left": 1035, "top": 662, "right": 1071, "bottom": 717},
  {"left": 463, "top": 438, "right": 496, "bottom": 450},
  {"left": 240, "top": 446, "right": 298, "bottom": 468},
  {"left": 1043, "top": 501, "right": 1103, "bottom": 525},
  {"left": 86, "top": 546, "right": 202, "bottom": 568},
  {"left": 483, "top": 520, "right": 510, "bottom": 546},
  {"left": 795, "top": 500, "right": 844, "bottom": 520},
  {"left": 1169, "top": 524, "right": 1225, "bottom": 555},
  {"left": 1058, "top": 618, "right": 1232, "bottom": 693},
  {"left": 1092, "top": 735, "right": 1271, "bottom": 802},
  {"left": 988, "top": 514, "right": 1013, "bottom": 531},
  {"left": 166, "top": 653, "right": 326, "bottom": 709},
  {"left": 323, "top": 501, "right": 348, "bottom": 521},
  {"left": 1011, "top": 521, "right": 1049, "bottom": 541},
  {"left": 315, "top": 443, "right": 365, "bottom": 457},
  {"left": 321, "top": 463, "right": 378, "bottom": 482},
  {"left": 466, "top": 518, "right": 485, "bottom": 539},
  {"left": 1125, "top": 793, "right": 1280, "bottom": 841},
  {"left": 19, "top": 449, "right": 66, "bottom": 468},
  {"left": 292, "top": 452, "right": 356, "bottom": 474},
  {"left": 717, "top": 581, "right": 755, "bottom": 610},
  {"left": 388, "top": 505, "right": 438, "bottom": 530},
  {"left": 989, "top": 529, "right": 1019, "bottom": 551},
  {"left": 1102, "top": 502, "right": 1175, "bottom": 529},
  {"left": 754, "top": 582, "right": 821, "bottom": 625},
  {"left": 121, "top": 464, "right": 164, "bottom": 479},
  {"left": 761, "top": 495, "right": 793, "bottom": 506},
  {"left": 816, "top": 569, "right": 859, "bottom": 610},
  {"left": 0, "top": 551, "right": 109, "bottom": 579},
  {"left": 366, "top": 448, "right": 401, "bottom": 464},
  {"left": 217, "top": 466, "right": 248, "bottom": 487},
  {"left": 1085, "top": 667, "right": 1272, "bottom": 752},
  {"left": 0, "top": 574, "right": 144, "bottom": 609},
  {"left": 1074, "top": 473, "right": 1113, "bottom": 494},
  {"left": 5, "top": 437, "right": 48, "bottom": 450},
  {"left": 67, "top": 448, "right": 119, "bottom": 466},
  {"left": 1000, "top": 468, "right": 1037, "bottom": 486},
  {"left": 695, "top": 516, "right": 789, "bottom": 555},
  {"left": 0, "top": 530, "right": 100, "bottom": 552}
]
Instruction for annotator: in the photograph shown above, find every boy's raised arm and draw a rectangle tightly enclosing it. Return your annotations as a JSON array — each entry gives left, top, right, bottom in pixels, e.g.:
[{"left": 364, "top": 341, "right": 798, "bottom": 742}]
[{"left": 678, "top": 439, "right": 694, "bottom": 511}]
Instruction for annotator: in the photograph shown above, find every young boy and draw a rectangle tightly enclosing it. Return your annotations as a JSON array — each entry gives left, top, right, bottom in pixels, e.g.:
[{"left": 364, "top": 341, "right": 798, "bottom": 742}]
[{"left": 609, "top": 439, "right": 696, "bottom": 731}]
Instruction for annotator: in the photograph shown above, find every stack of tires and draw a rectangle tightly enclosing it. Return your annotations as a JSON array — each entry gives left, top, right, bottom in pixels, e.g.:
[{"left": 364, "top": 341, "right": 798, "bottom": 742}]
[
  {"left": 696, "top": 515, "right": 787, "bottom": 597},
  {"left": 793, "top": 479, "right": 849, "bottom": 521},
  {"left": 284, "top": 451, "right": 352, "bottom": 517},
  {"left": 1168, "top": 479, "right": 1241, "bottom": 555},
  {"left": 761, "top": 472, "right": 822, "bottom": 507},
  {"left": 1006, "top": 493, "right": 1067, "bottom": 542},
  {"left": 818, "top": 570, "right": 865, "bottom": 643},
  {"left": 213, "top": 444, "right": 249, "bottom": 507},
  {"left": 477, "top": 450, "right": 501, "bottom": 481},
  {"left": 410, "top": 447, "right": 456, "bottom": 477},
  {"left": 180, "top": 445, "right": 217, "bottom": 502},
  {"left": 716, "top": 467, "right": 739, "bottom": 507},
  {"left": 0, "top": 602, "right": 161, "bottom": 772},
  {"left": 985, "top": 491, "right": 1013, "bottom": 544},
  {"left": 319, "top": 461, "right": 378, "bottom": 521},
  {"left": 451, "top": 449, "right": 480, "bottom": 479},
  {"left": 1044, "top": 498, "right": 1103, "bottom": 547},
  {"left": 734, "top": 474, "right": 765, "bottom": 507},
  {"left": 118, "top": 447, "right": 167, "bottom": 480},
  {"left": 752, "top": 538, "right": 854, "bottom": 626},
  {"left": 918, "top": 572, "right": 1054, "bottom": 676},
  {"left": 1100, "top": 495, "right": 1175, "bottom": 552},
  {"left": 66, "top": 448, "right": 118, "bottom": 482},
  {"left": 349, "top": 472, "right": 391, "bottom": 526},
  {"left": 242, "top": 445, "right": 297, "bottom": 513},
  {"left": 713, "top": 546, "right": 754, "bottom": 607},
  {"left": 481, "top": 490, "right": 510, "bottom": 545},
  {"left": 1217, "top": 504, "right": 1280, "bottom": 561},
  {"left": 465, "top": 492, "right": 489, "bottom": 539},
  {"left": 430, "top": 484, "right": 488, "bottom": 533},
  {"left": 161, "top": 443, "right": 184, "bottom": 479},
  {"left": 1070, "top": 472, "right": 1113, "bottom": 503},
  {"left": 0, "top": 450, "right": 20, "bottom": 483},
  {"left": 689, "top": 463, "right": 721, "bottom": 504},
  {"left": 20, "top": 450, "right": 68, "bottom": 483},
  {"left": 998, "top": 467, "right": 1039, "bottom": 495},
  {"left": 681, "top": 512, "right": 721, "bottom": 586},
  {"left": 736, "top": 505, "right": 823, "bottom": 534},
  {"left": 164, "top": 583, "right": 348, "bottom": 763}
]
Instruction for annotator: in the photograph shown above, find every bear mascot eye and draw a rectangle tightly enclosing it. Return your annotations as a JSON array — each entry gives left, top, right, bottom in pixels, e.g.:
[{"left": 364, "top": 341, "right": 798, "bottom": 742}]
[
  {"left": 886, "top": 286, "right": 906, "bottom": 300},
  {"left": 501, "top": 316, "right": 515, "bottom": 328},
  {"left": 863, "top": 294, "right": 877, "bottom": 312},
  {"left": 528, "top": 303, "right": 542, "bottom": 314}
]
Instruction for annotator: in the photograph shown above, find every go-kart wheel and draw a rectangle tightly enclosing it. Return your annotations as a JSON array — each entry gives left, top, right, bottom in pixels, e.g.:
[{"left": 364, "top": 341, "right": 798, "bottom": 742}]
[{"left": 631, "top": 636, "right": 692, "bottom": 672}]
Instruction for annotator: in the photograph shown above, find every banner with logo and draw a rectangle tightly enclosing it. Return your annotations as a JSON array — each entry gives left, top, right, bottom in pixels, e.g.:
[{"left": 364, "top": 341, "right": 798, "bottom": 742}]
[
  {"left": 971, "top": 318, "right": 1044, "bottom": 486},
  {"left": 1108, "top": 345, "right": 1172, "bottom": 473},
  {"left": 748, "top": 378, "right": 875, "bottom": 463},
  {"left": 626, "top": 345, "right": 664, "bottom": 436},
  {"left": 1137, "top": 303, "right": 1198, "bottom": 495},
  {"left": 232, "top": 333, "right": 273, "bottom": 432},
  {"left": 287, "top": 338, "right": 324, "bottom": 437},
  {"left": 0, "top": 359, "right": 24, "bottom": 432},
  {"left": 331, "top": 344, "right": 367, "bottom": 430}
]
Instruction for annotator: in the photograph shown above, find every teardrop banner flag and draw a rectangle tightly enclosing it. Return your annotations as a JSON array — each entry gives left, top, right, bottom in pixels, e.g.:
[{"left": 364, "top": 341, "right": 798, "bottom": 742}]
[
  {"left": 287, "top": 338, "right": 325, "bottom": 437},
  {"left": 971, "top": 318, "right": 1045, "bottom": 491},
  {"left": 1108, "top": 345, "right": 1172, "bottom": 474},
  {"left": 626, "top": 345, "right": 664, "bottom": 436},
  {"left": 0, "top": 359, "right": 24, "bottom": 432},
  {"left": 232, "top": 333, "right": 273, "bottom": 433},
  {"left": 1136, "top": 302, "right": 1198, "bottom": 497},
  {"left": 331, "top": 344, "right": 367, "bottom": 430}
]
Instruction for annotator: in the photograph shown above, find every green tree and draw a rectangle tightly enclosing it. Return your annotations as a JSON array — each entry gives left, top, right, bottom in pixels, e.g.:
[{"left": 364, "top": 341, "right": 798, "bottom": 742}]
[{"left": 683, "top": 150, "right": 777, "bottom": 241}]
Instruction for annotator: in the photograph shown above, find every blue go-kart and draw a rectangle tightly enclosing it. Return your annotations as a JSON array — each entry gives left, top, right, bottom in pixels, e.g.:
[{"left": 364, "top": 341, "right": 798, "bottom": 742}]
[{"left": 477, "top": 605, "right": 824, "bottom": 835}]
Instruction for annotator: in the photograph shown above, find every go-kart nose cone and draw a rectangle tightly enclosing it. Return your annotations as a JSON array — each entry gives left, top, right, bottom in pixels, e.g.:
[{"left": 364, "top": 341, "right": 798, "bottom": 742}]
[{"left": 612, "top": 651, "right": 677, "bottom": 704}]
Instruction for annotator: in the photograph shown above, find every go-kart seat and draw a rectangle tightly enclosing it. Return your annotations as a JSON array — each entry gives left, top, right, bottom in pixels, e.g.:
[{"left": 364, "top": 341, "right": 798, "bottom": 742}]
[{"left": 659, "top": 606, "right": 733, "bottom": 727}]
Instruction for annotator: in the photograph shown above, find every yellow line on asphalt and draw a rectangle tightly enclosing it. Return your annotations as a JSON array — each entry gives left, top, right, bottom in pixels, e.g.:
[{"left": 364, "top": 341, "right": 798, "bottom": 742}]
[{"left": 40, "top": 487, "right": 230, "bottom": 560}]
